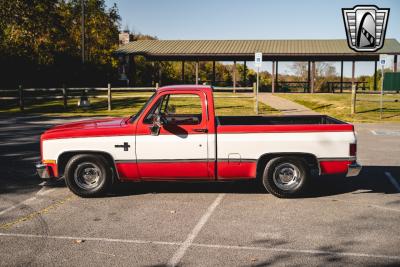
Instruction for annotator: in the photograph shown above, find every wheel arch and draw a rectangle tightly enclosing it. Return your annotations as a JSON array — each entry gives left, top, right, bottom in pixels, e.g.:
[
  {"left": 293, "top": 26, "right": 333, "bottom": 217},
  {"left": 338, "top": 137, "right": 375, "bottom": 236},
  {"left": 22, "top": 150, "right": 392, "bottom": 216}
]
[
  {"left": 57, "top": 150, "right": 120, "bottom": 181},
  {"left": 256, "top": 152, "right": 319, "bottom": 180}
]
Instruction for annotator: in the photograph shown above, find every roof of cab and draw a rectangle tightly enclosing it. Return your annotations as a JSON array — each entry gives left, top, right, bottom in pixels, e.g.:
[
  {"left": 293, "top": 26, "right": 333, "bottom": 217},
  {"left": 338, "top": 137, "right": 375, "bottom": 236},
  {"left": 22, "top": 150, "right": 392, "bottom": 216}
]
[{"left": 157, "top": 84, "right": 213, "bottom": 93}]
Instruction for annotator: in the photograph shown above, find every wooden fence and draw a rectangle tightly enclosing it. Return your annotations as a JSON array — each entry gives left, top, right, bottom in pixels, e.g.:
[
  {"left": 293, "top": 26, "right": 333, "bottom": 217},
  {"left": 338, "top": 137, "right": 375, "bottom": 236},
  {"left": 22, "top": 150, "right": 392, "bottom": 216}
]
[{"left": 0, "top": 83, "right": 256, "bottom": 111}]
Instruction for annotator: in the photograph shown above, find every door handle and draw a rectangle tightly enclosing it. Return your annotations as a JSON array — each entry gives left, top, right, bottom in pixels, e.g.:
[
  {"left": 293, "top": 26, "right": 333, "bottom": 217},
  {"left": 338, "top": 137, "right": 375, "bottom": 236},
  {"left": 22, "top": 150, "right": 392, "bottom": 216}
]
[{"left": 193, "top": 128, "right": 208, "bottom": 133}]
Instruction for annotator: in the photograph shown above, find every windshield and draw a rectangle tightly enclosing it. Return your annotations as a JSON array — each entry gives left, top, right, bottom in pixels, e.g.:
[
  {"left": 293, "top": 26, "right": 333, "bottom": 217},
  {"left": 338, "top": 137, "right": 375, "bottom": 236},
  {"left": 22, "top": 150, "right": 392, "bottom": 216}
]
[{"left": 128, "top": 92, "right": 156, "bottom": 123}]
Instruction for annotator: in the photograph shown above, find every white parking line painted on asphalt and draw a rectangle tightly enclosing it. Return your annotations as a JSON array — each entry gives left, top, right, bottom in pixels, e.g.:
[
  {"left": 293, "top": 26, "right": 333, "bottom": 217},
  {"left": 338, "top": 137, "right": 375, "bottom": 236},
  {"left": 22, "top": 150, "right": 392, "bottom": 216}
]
[
  {"left": 0, "top": 232, "right": 180, "bottom": 246},
  {"left": 190, "top": 242, "right": 400, "bottom": 261},
  {"left": 324, "top": 198, "right": 400, "bottom": 213},
  {"left": 0, "top": 188, "right": 56, "bottom": 217},
  {"left": 1, "top": 232, "right": 400, "bottom": 261},
  {"left": 167, "top": 193, "right": 225, "bottom": 267},
  {"left": 385, "top": 172, "right": 400, "bottom": 192},
  {"left": 0, "top": 197, "right": 37, "bottom": 217},
  {"left": 371, "top": 130, "right": 400, "bottom": 136},
  {"left": 370, "top": 205, "right": 400, "bottom": 213},
  {"left": 36, "top": 188, "right": 56, "bottom": 196}
]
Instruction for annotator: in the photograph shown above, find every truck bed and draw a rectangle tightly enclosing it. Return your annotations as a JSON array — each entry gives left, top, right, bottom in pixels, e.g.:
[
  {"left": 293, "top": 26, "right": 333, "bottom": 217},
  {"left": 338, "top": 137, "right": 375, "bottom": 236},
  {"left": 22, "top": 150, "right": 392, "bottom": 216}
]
[{"left": 217, "top": 115, "right": 346, "bottom": 126}]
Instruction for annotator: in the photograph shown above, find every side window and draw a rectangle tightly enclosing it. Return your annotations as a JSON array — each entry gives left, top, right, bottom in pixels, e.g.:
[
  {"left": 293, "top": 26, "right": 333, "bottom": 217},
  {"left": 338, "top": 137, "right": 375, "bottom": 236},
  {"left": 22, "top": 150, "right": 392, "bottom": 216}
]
[
  {"left": 161, "top": 94, "right": 203, "bottom": 125},
  {"left": 143, "top": 94, "right": 203, "bottom": 125}
]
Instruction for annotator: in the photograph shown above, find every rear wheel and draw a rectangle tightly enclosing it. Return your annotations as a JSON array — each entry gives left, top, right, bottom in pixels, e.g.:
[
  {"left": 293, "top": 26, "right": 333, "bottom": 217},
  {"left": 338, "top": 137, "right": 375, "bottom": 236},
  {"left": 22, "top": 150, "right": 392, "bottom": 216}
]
[
  {"left": 262, "top": 156, "right": 309, "bottom": 198},
  {"left": 64, "top": 154, "right": 112, "bottom": 197}
]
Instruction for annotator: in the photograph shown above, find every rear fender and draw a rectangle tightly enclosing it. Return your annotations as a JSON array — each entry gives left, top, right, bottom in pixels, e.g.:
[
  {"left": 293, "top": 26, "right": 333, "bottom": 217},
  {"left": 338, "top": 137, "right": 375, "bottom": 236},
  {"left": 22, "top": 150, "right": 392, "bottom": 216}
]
[{"left": 256, "top": 152, "right": 320, "bottom": 179}]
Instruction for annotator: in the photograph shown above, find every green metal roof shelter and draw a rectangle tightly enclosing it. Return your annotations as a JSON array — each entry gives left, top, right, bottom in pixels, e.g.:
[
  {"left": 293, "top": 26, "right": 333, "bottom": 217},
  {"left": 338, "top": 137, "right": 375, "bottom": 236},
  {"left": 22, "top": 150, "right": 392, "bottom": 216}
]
[{"left": 115, "top": 39, "right": 400, "bottom": 92}]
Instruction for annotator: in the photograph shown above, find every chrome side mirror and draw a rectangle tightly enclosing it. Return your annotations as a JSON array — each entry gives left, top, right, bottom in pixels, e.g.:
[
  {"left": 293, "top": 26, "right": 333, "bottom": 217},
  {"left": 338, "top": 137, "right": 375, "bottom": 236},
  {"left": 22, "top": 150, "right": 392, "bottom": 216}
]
[
  {"left": 150, "top": 124, "right": 161, "bottom": 136},
  {"left": 149, "top": 114, "right": 166, "bottom": 136}
]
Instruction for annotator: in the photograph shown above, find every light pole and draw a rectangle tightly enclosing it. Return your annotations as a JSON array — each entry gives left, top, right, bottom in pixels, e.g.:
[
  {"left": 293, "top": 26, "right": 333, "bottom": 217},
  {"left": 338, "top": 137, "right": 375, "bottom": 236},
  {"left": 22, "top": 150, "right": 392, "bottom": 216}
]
[
  {"left": 380, "top": 64, "right": 384, "bottom": 119},
  {"left": 379, "top": 55, "right": 388, "bottom": 120},
  {"left": 255, "top": 66, "right": 259, "bottom": 114}
]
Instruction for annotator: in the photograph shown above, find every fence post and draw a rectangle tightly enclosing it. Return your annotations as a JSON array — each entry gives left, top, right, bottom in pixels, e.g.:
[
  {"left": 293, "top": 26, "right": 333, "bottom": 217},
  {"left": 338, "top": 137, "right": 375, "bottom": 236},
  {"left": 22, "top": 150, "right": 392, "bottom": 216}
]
[
  {"left": 155, "top": 82, "right": 159, "bottom": 90},
  {"left": 107, "top": 83, "right": 112, "bottom": 111},
  {"left": 253, "top": 82, "right": 256, "bottom": 96},
  {"left": 351, "top": 84, "right": 357, "bottom": 115},
  {"left": 62, "top": 84, "right": 68, "bottom": 109},
  {"left": 18, "top": 85, "right": 24, "bottom": 111}
]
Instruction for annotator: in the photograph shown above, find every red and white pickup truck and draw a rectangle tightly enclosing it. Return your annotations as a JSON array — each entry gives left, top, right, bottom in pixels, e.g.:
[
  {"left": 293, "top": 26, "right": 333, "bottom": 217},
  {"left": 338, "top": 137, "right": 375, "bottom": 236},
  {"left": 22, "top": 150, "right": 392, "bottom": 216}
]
[{"left": 37, "top": 85, "right": 361, "bottom": 198}]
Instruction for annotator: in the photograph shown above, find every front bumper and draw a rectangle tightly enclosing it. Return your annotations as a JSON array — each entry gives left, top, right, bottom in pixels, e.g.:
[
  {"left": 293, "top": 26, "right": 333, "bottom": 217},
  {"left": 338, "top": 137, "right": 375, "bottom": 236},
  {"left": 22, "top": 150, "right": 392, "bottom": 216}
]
[
  {"left": 346, "top": 162, "right": 362, "bottom": 177},
  {"left": 36, "top": 163, "right": 54, "bottom": 179}
]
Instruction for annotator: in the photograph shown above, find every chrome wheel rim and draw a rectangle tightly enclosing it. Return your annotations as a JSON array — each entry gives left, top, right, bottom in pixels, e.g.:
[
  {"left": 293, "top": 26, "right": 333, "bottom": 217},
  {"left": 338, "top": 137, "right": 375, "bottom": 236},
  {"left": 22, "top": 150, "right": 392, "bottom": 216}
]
[
  {"left": 74, "top": 162, "right": 102, "bottom": 190},
  {"left": 272, "top": 163, "right": 302, "bottom": 191}
]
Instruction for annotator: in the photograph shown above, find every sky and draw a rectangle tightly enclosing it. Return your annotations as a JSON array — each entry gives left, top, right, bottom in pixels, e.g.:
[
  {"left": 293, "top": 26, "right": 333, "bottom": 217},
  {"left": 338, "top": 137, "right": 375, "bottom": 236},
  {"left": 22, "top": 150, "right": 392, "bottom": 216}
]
[{"left": 105, "top": 0, "right": 400, "bottom": 77}]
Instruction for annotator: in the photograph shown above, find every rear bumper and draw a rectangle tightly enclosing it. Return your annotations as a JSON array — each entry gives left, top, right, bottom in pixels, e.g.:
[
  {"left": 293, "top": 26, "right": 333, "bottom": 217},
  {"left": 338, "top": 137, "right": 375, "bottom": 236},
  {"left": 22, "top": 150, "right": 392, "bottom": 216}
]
[
  {"left": 346, "top": 162, "right": 362, "bottom": 177},
  {"left": 36, "top": 163, "right": 55, "bottom": 180}
]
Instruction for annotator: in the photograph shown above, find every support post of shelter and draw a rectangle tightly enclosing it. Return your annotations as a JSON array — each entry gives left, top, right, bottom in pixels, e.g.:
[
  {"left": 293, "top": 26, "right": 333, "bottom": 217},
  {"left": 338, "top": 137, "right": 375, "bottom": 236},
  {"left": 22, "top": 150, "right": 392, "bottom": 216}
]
[
  {"left": 152, "top": 62, "right": 156, "bottom": 87},
  {"left": 195, "top": 61, "right": 199, "bottom": 85},
  {"left": 158, "top": 61, "right": 162, "bottom": 86},
  {"left": 351, "top": 61, "right": 355, "bottom": 89},
  {"left": 181, "top": 61, "right": 185, "bottom": 83},
  {"left": 307, "top": 61, "right": 311, "bottom": 93},
  {"left": 131, "top": 55, "right": 136, "bottom": 87},
  {"left": 394, "top": 55, "right": 398, "bottom": 72},
  {"left": 243, "top": 61, "right": 247, "bottom": 87},
  {"left": 374, "top": 60, "right": 378, "bottom": 91},
  {"left": 272, "top": 61, "right": 275, "bottom": 93},
  {"left": 340, "top": 61, "right": 344, "bottom": 93},
  {"left": 233, "top": 61, "right": 236, "bottom": 93},
  {"left": 310, "top": 61, "right": 315, "bottom": 93},
  {"left": 275, "top": 61, "right": 279, "bottom": 92},
  {"left": 212, "top": 61, "right": 216, "bottom": 85},
  {"left": 351, "top": 60, "right": 356, "bottom": 114}
]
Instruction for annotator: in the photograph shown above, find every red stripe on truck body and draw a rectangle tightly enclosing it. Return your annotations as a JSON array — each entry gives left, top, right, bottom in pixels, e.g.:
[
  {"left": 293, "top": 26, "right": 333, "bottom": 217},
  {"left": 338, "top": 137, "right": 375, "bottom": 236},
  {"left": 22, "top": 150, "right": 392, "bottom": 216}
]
[{"left": 217, "top": 124, "right": 354, "bottom": 134}]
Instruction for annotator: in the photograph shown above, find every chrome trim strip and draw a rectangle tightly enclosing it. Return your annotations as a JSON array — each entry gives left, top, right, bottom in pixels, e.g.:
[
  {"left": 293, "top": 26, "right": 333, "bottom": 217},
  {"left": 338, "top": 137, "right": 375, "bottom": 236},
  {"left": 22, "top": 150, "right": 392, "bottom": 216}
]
[
  {"left": 317, "top": 157, "right": 356, "bottom": 162},
  {"left": 114, "top": 160, "right": 136, "bottom": 163},
  {"left": 218, "top": 158, "right": 257, "bottom": 162}
]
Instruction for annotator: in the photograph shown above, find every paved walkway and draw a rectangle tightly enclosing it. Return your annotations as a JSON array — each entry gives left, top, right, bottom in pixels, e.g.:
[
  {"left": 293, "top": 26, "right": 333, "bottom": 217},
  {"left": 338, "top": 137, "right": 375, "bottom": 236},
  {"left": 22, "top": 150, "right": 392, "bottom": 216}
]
[{"left": 258, "top": 93, "right": 318, "bottom": 115}]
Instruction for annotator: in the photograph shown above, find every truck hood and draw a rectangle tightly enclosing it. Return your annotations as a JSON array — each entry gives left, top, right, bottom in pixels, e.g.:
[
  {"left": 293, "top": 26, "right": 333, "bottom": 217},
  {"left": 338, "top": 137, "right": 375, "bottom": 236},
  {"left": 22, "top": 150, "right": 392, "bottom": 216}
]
[{"left": 41, "top": 117, "right": 133, "bottom": 140}]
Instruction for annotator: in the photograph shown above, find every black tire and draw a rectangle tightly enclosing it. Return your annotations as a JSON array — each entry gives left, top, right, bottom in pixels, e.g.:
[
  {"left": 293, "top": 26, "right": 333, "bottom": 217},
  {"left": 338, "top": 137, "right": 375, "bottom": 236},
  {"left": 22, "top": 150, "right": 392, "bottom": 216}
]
[
  {"left": 262, "top": 156, "right": 309, "bottom": 198},
  {"left": 64, "top": 154, "right": 112, "bottom": 197}
]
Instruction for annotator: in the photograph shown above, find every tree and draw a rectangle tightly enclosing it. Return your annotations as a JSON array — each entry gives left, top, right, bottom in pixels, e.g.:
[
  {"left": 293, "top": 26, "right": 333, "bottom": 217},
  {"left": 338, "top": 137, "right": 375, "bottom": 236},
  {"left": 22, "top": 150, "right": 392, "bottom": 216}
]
[
  {"left": 290, "top": 62, "right": 308, "bottom": 80},
  {"left": 315, "top": 62, "right": 337, "bottom": 91},
  {"left": 0, "top": 0, "right": 121, "bottom": 87}
]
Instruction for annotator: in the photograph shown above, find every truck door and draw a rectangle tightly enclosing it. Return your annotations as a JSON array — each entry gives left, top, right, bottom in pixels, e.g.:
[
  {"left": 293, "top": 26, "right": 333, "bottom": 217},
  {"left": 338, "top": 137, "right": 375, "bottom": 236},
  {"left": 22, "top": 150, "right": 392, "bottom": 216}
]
[{"left": 135, "top": 91, "right": 212, "bottom": 180}]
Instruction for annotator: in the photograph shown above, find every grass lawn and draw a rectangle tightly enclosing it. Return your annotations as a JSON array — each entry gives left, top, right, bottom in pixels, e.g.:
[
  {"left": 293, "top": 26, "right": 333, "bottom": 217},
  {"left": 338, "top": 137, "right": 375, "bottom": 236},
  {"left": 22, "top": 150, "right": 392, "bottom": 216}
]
[
  {"left": 279, "top": 93, "right": 400, "bottom": 123},
  {"left": 0, "top": 92, "right": 279, "bottom": 117}
]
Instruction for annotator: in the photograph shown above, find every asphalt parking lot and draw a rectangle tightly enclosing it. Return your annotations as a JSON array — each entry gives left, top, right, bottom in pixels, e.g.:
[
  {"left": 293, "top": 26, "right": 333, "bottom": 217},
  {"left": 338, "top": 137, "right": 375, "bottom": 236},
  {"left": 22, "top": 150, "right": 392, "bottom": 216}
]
[{"left": 0, "top": 115, "right": 400, "bottom": 266}]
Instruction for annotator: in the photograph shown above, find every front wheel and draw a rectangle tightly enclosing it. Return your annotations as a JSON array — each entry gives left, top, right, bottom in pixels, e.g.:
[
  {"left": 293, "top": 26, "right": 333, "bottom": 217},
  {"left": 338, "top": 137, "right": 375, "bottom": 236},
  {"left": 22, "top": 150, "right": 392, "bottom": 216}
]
[
  {"left": 262, "top": 157, "right": 309, "bottom": 198},
  {"left": 64, "top": 154, "right": 112, "bottom": 197}
]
